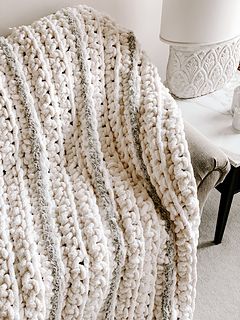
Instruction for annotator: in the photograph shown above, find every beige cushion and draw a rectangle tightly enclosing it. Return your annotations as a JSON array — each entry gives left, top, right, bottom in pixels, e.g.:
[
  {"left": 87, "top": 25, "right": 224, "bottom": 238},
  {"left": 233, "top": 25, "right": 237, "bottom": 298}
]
[{"left": 184, "top": 121, "right": 230, "bottom": 211}]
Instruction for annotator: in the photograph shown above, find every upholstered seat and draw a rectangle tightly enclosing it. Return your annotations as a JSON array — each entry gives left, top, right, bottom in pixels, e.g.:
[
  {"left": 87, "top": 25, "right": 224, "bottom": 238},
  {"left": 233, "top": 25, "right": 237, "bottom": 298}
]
[{"left": 184, "top": 121, "right": 230, "bottom": 212}]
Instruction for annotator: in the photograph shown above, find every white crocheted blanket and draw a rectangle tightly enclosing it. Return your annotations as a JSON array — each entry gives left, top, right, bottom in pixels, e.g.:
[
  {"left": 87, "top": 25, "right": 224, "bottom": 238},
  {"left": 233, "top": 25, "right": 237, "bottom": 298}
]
[{"left": 0, "top": 6, "right": 200, "bottom": 320}]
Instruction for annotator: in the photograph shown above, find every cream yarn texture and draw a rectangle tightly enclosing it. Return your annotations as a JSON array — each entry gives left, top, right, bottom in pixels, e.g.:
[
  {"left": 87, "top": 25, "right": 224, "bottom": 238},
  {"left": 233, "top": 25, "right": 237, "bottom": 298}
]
[{"left": 0, "top": 5, "right": 200, "bottom": 320}]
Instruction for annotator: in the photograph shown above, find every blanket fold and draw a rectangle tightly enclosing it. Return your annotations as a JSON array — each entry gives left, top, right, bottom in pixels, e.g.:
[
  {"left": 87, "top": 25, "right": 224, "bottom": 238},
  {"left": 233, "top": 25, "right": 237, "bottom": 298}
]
[{"left": 0, "top": 5, "right": 200, "bottom": 320}]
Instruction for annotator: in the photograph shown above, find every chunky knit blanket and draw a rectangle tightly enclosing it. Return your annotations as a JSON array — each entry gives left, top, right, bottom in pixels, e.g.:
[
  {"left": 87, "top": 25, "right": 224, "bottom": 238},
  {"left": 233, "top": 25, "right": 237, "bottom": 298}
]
[{"left": 0, "top": 5, "right": 200, "bottom": 320}]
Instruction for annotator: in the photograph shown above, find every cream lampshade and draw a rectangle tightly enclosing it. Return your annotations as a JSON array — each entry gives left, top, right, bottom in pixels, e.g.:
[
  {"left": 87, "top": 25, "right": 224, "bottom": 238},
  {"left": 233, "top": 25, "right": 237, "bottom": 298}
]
[{"left": 160, "top": 0, "right": 240, "bottom": 98}]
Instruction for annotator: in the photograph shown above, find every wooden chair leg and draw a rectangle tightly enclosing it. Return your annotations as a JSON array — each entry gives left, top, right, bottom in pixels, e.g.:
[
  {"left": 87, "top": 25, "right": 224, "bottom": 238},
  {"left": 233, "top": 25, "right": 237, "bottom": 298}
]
[
  {"left": 214, "top": 165, "right": 240, "bottom": 244},
  {"left": 214, "top": 190, "right": 234, "bottom": 244}
]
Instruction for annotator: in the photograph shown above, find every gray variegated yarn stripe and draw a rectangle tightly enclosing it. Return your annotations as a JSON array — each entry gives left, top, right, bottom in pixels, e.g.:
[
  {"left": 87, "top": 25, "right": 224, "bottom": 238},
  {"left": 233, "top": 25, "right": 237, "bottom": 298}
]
[
  {"left": 0, "top": 37, "right": 64, "bottom": 319},
  {"left": 126, "top": 32, "right": 176, "bottom": 319},
  {"left": 64, "top": 8, "right": 126, "bottom": 320}
]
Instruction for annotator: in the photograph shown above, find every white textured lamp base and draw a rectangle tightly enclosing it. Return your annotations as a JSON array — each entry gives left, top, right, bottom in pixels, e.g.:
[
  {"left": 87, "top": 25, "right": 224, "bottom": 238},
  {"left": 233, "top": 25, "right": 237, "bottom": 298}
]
[{"left": 166, "top": 37, "right": 240, "bottom": 98}]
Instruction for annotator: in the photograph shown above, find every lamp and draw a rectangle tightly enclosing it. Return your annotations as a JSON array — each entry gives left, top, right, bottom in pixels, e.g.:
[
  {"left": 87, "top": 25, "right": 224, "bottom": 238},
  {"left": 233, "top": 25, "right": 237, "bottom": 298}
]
[{"left": 160, "top": 0, "right": 240, "bottom": 98}]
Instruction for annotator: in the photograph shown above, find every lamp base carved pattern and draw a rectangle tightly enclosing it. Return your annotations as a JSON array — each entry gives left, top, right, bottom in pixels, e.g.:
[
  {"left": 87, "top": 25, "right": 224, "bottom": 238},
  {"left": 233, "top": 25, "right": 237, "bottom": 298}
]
[{"left": 166, "top": 37, "right": 240, "bottom": 99}]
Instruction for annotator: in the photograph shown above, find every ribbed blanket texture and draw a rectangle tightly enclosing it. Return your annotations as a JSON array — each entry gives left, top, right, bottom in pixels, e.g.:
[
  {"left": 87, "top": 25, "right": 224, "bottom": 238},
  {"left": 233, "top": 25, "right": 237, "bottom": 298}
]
[{"left": 0, "top": 5, "right": 200, "bottom": 320}]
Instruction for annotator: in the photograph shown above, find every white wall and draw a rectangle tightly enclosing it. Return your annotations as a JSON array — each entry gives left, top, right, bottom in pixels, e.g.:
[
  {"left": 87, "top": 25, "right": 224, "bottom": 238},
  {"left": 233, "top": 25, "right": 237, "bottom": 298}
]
[{"left": 0, "top": 0, "right": 169, "bottom": 79}]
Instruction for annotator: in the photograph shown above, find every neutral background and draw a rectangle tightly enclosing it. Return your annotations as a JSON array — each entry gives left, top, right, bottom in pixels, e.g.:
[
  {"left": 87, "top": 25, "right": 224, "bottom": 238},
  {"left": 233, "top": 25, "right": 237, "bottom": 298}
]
[{"left": 0, "top": 0, "right": 169, "bottom": 80}]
